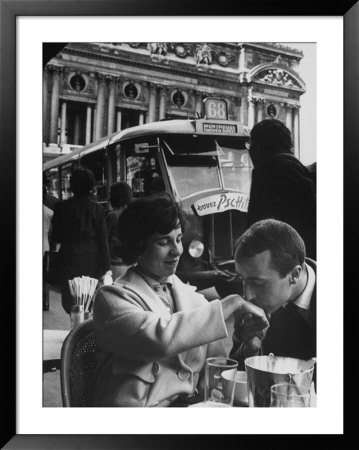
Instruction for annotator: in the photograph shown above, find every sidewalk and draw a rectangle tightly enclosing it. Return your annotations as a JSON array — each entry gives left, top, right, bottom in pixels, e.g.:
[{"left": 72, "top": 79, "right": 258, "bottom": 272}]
[{"left": 43, "top": 287, "right": 70, "bottom": 407}]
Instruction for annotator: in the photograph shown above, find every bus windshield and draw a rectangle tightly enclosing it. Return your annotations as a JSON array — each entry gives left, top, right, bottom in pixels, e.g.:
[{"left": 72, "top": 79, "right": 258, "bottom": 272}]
[{"left": 162, "top": 135, "right": 253, "bottom": 200}]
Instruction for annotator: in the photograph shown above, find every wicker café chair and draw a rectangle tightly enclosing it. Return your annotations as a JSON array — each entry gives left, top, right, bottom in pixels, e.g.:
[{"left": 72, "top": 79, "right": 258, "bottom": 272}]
[{"left": 60, "top": 318, "right": 97, "bottom": 407}]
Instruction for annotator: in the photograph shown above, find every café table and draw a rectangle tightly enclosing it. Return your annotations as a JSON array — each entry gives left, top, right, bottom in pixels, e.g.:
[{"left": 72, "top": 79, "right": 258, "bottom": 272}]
[{"left": 43, "top": 329, "right": 70, "bottom": 373}]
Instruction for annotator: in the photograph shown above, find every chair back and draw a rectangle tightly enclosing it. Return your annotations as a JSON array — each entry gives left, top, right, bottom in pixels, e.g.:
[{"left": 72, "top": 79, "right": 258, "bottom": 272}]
[{"left": 60, "top": 319, "right": 97, "bottom": 407}]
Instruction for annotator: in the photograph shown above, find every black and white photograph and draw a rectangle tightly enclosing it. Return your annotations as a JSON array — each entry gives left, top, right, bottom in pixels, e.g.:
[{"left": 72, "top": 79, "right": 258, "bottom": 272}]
[
  {"left": 4, "top": 8, "right": 353, "bottom": 446},
  {"left": 42, "top": 41, "right": 317, "bottom": 411}
]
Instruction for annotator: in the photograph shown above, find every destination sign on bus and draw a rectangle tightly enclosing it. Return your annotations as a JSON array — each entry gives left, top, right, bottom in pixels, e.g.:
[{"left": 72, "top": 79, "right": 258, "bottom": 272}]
[
  {"left": 192, "top": 192, "right": 249, "bottom": 216},
  {"left": 202, "top": 123, "right": 238, "bottom": 134}
]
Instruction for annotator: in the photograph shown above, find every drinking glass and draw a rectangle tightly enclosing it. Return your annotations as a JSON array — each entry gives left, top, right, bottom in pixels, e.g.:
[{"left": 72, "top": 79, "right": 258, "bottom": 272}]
[
  {"left": 204, "top": 357, "right": 238, "bottom": 407},
  {"left": 270, "top": 383, "right": 311, "bottom": 407}
]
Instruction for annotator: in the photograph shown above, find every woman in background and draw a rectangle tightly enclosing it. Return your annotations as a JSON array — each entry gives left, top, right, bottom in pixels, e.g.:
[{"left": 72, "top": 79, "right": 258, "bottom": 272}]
[{"left": 52, "top": 167, "right": 111, "bottom": 314}]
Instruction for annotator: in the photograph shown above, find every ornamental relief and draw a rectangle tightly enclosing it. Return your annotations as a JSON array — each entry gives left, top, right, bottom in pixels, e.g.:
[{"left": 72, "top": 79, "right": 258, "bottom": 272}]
[
  {"left": 93, "top": 42, "right": 236, "bottom": 69},
  {"left": 118, "top": 81, "right": 145, "bottom": 103},
  {"left": 62, "top": 71, "right": 92, "bottom": 95},
  {"left": 255, "top": 68, "right": 301, "bottom": 89},
  {"left": 167, "top": 89, "right": 192, "bottom": 110}
]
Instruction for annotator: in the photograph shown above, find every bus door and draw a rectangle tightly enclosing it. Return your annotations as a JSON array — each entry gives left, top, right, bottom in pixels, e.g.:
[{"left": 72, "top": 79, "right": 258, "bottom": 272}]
[{"left": 121, "top": 139, "right": 168, "bottom": 198}]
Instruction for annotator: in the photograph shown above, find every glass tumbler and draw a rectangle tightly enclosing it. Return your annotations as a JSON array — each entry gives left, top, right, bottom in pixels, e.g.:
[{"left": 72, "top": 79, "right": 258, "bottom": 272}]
[
  {"left": 270, "top": 382, "right": 311, "bottom": 407},
  {"left": 70, "top": 305, "right": 84, "bottom": 329},
  {"left": 204, "top": 357, "right": 238, "bottom": 407}
]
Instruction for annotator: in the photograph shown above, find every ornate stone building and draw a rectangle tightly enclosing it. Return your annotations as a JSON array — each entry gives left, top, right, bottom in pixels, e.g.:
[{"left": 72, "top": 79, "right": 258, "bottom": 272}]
[{"left": 43, "top": 42, "right": 305, "bottom": 162}]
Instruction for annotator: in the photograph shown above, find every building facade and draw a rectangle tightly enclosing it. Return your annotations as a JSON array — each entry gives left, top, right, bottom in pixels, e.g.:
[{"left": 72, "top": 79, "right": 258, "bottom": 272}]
[{"left": 43, "top": 42, "right": 306, "bottom": 162}]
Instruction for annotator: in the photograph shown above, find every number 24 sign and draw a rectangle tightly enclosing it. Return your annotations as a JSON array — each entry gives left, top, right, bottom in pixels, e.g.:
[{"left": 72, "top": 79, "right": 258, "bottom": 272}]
[{"left": 205, "top": 98, "right": 228, "bottom": 120}]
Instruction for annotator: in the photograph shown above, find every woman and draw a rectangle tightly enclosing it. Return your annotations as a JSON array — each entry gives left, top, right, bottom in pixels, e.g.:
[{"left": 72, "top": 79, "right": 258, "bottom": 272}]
[
  {"left": 93, "top": 193, "right": 267, "bottom": 407},
  {"left": 52, "top": 167, "right": 111, "bottom": 314}
]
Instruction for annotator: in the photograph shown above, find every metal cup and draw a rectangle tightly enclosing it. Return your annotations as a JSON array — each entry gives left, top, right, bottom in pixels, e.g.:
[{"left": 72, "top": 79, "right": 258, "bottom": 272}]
[{"left": 245, "top": 355, "right": 316, "bottom": 407}]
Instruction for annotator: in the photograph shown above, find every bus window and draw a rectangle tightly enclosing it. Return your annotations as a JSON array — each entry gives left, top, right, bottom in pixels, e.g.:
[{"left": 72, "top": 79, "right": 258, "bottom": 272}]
[
  {"left": 46, "top": 168, "right": 60, "bottom": 199},
  {"left": 168, "top": 161, "right": 220, "bottom": 200},
  {"left": 60, "top": 164, "right": 73, "bottom": 200},
  {"left": 217, "top": 145, "right": 253, "bottom": 194},
  {"left": 162, "top": 135, "right": 252, "bottom": 201},
  {"left": 80, "top": 150, "right": 107, "bottom": 205},
  {"left": 123, "top": 141, "right": 163, "bottom": 197}
]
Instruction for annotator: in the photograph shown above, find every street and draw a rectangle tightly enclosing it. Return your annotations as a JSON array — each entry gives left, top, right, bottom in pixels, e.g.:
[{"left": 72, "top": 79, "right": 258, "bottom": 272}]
[{"left": 43, "top": 286, "right": 70, "bottom": 407}]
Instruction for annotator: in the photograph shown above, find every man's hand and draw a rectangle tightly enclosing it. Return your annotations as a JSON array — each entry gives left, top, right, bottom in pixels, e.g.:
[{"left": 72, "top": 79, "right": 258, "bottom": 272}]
[
  {"left": 237, "top": 312, "right": 270, "bottom": 357},
  {"left": 241, "top": 313, "right": 269, "bottom": 354}
]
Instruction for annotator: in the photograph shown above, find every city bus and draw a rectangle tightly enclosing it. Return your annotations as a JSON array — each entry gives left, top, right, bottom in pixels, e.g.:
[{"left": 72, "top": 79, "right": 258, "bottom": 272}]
[{"left": 43, "top": 99, "right": 253, "bottom": 296}]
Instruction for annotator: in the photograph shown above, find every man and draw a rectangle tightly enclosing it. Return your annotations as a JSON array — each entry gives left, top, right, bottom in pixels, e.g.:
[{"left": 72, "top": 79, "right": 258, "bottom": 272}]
[
  {"left": 246, "top": 119, "right": 316, "bottom": 259},
  {"left": 230, "top": 219, "right": 316, "bottom": 370},
  {"left": 43, "top": 173, "right": 59, "bottom": 212}
]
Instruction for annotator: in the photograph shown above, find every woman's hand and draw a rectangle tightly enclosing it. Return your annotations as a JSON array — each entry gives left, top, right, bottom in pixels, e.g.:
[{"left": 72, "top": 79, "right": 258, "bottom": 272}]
[{"left": 221, "top": 294, "right": 268, "bottom": 329}]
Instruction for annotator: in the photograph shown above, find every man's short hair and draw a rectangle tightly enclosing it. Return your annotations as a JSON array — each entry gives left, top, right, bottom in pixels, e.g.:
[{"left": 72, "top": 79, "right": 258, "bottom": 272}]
[
  {"left": 250, "top": 119, "right": 293, "bottom": 155},
  {"left": 110, "top": 182, "right": 132, "bottom": 208},
  {"left": 234, "top": 219, "right": 306, "bottom": 277},
  {"left": 117, "top": 192, "right": 186, "bottom": 264},
  {"left": 70, "top": 167, "right": 95, "bottom": 196}
]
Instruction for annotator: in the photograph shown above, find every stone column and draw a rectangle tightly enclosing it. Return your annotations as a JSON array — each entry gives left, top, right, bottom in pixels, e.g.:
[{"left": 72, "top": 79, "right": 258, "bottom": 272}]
[
  {"left": 240, "top": 87, "right": 248, "bottom": 126},
  {"left": 43, "top": 68, "right": 50, "bottom": 143},
  {"left": 286, "top": 103, "right": 293, "bottom": 133},
  {"left": 95, "top": 74, "right": 106, "bottom": 140},
  {"left": 148, "top": 83, "right": 157, "bottom": 123},
  {"left": 116, "top": 109, "right": 122, "bottom": 131},
  {"left": 139, "top": 112, "right": 145, "bottom": 125},
  {"left": 292, "top": 106, "right": 300, "bottom": 158},
  {"left": 158, "top": 86, "right": 167, "bottom": 120},
  {"left": 256, "top": 99, "right": 264, "bottom": 123},
  {"left": 107, "top": 77, "right": 116, "bottom": 135},
  {"left": 93, "top": 107, "right": 97, "bottom": 140},
  {"left": 49, "top": 66, "right": 61, "bottom": 144},
  {"left": 86, "top": 104, "right": 92, "bottom": 144},
  {"left": 247, "top": 92, "right": 255, "bottom": 129},
  {"left": 60, "top": 100, "right": 67, "bottom": 145},
  {"left": 73, "top": 114, "right": 81, "bottom": 145},
  {"left": 195, "top": 91, "right": 203, "bottom": 118}
]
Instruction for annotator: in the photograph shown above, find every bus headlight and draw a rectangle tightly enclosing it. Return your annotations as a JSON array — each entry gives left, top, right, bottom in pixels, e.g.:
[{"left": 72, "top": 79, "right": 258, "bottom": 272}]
[{"left": 188, "top": 240, "right": 204, "bottom": 258}]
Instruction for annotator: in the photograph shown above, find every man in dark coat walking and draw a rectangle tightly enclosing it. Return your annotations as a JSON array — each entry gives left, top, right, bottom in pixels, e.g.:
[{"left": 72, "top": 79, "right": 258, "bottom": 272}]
[{"left": 246, "top": 119, "right": 316, "bottom": 259}]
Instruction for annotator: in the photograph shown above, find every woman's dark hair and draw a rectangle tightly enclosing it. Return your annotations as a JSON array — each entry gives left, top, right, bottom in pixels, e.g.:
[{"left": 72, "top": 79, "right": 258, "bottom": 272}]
[
  {"left": 234, "top": 219, "right": 306, "bottom": 278},
  {"left": 250, "top": 119, "right": 293, "bottom": 162},
  {"left": 110, "top": 182, "right": 132, "bottom": 208},
  {"left": 70, "top": 167, "right": 95, "bottom": 196},
  {"left": 117, "top": 193, "right": 186, "bottom": 264}
]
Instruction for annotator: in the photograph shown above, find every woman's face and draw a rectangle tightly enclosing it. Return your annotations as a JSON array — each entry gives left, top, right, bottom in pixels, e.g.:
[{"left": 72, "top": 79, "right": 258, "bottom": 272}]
[{"left": 137, "top": 225, "right": 183, "bottom": 282}]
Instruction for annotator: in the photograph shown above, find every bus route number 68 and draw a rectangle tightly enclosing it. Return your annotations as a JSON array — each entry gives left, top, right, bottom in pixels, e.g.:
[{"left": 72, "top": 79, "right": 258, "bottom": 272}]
[{"left": 205, "top": 98, "right": 228, "bottom": 120}]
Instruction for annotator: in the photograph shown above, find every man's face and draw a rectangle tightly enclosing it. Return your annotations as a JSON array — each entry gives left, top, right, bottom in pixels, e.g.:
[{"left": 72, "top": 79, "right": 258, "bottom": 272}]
[{"left": 235, "top": 250, "right": 291, "bottom": 314}]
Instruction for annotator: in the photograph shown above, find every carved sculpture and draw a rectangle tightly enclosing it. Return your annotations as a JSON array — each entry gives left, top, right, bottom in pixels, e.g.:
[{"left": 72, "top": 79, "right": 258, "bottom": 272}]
[{"left": 196, "top": 44, "right": 212, "bottom": 66}]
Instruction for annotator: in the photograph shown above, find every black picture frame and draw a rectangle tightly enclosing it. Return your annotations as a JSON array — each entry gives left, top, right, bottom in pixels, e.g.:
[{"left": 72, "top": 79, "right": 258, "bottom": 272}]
[{"left": 1, "top": 1, "right": 357, "bottom": 448}]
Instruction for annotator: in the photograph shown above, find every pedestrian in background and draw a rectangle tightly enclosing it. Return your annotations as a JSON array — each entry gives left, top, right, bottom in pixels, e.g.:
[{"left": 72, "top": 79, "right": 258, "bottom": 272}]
[
  {"left": 43, "top": 184, "right": 53, "bottom": 311},
  {"left": 52, "top": 167, "right": 111, "bottom": 314},
  {"left": 106, "top": 181, "right": 133, "bottom": 280},
  {"left": 43, "top": 173, "right": 59, "bottom": 212},
  {"left": 246, "top": 119, "right": 316, "bottom": 259}
]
